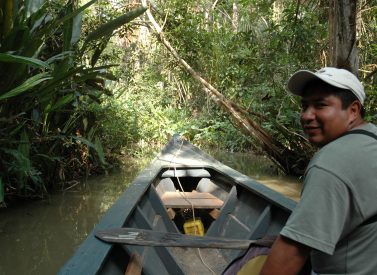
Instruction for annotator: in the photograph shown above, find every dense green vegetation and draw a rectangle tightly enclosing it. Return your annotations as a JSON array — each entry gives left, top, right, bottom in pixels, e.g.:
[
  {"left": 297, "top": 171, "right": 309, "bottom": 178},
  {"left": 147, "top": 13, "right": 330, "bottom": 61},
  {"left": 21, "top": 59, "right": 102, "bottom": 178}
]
[
  {"left": 1, "top": 0, "right": 376, "bottom": 204},
  {"left": 0, "top": 0, "right": 146, "bottom": 203},
  {"left": 103, "top": 0, "right": 376, "bottom": 164}
]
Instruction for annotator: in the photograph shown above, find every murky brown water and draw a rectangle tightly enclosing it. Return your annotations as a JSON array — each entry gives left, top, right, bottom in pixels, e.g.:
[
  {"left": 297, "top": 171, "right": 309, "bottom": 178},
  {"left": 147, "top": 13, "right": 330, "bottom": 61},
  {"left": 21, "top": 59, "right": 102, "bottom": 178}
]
[
  {"left": 211, "top": 150, "right": 302, "bottom": 201},
  {"left": 0, "top": 151, "right": 302, "bottom": 275}
]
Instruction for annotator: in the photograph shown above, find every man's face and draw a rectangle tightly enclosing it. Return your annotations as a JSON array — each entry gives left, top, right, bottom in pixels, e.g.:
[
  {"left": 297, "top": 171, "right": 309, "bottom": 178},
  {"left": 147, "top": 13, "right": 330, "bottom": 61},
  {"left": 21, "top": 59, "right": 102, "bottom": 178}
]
[{"left": 300, "top": 87, "right": 356, "bottom": 146}]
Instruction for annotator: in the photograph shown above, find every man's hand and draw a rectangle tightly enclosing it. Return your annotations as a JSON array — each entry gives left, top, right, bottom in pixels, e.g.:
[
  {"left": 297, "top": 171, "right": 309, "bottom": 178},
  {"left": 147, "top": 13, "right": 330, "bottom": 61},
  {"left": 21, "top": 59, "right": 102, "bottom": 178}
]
[{"left": 260, "top": 235, "right": 310, "bottom": 275}]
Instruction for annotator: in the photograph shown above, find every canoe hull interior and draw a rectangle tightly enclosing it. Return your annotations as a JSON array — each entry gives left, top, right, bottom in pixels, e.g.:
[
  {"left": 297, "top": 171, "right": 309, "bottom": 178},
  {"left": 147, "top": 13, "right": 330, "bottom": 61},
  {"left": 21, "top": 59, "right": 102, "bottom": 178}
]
[{"left": 59, "top": 136, "right": 296, "bottom": 275}]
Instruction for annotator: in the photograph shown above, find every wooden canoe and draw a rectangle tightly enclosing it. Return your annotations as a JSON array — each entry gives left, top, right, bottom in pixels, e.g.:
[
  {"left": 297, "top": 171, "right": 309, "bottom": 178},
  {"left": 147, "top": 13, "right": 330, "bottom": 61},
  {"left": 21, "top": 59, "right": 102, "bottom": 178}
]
[{"left": 59, "top": 135, "right": 296, "bottom": 275}]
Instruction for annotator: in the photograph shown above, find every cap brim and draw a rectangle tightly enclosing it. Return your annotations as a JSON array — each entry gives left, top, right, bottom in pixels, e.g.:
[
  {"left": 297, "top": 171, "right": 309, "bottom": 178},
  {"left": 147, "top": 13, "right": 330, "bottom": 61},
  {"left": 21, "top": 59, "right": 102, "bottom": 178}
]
[
  {"left": 287, "top": 70, "right": 318, "bottom": 96},
  {"left": 287, "top": 67, "right": 366, "bottom": 105}
]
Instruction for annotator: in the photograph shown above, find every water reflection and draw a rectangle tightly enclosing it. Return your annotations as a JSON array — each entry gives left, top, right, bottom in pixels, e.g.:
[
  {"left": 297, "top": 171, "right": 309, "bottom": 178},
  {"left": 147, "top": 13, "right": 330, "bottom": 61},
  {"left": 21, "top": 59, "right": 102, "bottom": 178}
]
[
  {"left": 209, "top": 150, "right": 302, "bottom": 201},
  {"left": 0, "top": 159, "right": 148, "bottom": 275},
  {"left": 0, "top": 151, "right": 301, "bottom": 275}
]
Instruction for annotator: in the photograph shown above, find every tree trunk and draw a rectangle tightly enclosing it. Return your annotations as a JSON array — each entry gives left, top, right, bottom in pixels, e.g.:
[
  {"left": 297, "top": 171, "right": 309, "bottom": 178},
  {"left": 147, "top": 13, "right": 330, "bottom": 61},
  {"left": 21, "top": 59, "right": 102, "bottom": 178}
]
[
  {"left": 232, "top": 1, "right": 238, "bottom": 32},
  {"left": 328, "top": 0, "right": 358, "bottom": 74},
  {"left": 141, "top": 0, "right": 312, "bottom": 176}
]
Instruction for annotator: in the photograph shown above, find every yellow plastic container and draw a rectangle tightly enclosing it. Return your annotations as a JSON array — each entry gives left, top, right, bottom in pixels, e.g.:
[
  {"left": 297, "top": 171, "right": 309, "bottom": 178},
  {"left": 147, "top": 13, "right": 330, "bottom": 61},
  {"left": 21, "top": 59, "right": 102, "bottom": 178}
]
[{"left": 183, "top": 219, "right": 204, "bottom": 236}]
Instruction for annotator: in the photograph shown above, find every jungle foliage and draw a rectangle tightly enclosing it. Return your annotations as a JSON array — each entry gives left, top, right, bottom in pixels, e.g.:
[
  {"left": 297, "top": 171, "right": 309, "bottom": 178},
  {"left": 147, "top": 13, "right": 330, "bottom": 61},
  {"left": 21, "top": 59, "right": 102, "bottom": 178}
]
[
  {"left": 109, "top": 0, "right": 376, "bottom": 166},
  {"left": 1, "top": 0, "right": 376, "bottom": 203},
  {"left": 0, "top": 0, "right": 145, "bottom": 203}
]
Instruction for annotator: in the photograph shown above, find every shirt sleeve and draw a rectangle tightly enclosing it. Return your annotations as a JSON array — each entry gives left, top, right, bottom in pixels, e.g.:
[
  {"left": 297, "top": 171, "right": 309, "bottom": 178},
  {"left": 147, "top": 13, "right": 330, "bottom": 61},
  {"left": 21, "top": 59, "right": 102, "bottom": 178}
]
[{"left": 280, "top": 165, "right": 352, "bottom": 255}]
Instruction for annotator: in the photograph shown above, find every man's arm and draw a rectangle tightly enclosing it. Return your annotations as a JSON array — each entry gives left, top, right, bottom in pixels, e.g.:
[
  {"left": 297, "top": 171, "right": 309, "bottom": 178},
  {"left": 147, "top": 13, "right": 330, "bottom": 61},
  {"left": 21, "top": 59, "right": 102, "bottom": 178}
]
[{"left": 260, "top": 235, "right": 311, "bottom": 275}]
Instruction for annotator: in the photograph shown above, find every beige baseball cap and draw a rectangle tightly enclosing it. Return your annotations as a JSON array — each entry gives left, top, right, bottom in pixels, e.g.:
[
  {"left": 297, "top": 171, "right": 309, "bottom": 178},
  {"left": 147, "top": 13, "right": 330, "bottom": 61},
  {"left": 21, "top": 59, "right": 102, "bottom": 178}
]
[{"left": 287, "top": 67, "right": 365, "bottom": 105}]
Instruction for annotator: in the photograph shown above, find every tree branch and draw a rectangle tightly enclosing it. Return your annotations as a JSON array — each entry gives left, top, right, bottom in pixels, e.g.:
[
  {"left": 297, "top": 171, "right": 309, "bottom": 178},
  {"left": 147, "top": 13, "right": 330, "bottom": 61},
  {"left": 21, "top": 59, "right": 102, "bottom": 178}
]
[
  {"left": 365, "top": 67, "right": 377, "bottom": 80},
  {"left": 139, "top": 0, "right": 310, "bottom": 175},
  {"left": 212, "top": 0, "right": 221, "bottom": 10}
]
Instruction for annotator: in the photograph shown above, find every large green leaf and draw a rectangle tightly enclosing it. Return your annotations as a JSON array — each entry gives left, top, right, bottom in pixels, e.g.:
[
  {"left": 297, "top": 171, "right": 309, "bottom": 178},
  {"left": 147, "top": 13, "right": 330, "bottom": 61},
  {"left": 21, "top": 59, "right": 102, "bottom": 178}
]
[
  {"left": 37, "top": 64, "right": 117, "bottom": 101},
  {"left": 63, "top": 2, "right": 82, "bottom": 51},
  {"left": 29, "top": 0, "right": 97, "bottom": 53},
  {"left": 0, "top": 53, "right": 50, "bottom": 69},
  {"left": 0, "top": 72, "right": 52, "bottom": 100},
  {"left": 94, "top": 136, "right": 106, "bottom": 165},
  {"left": 29, "top": 6, "right": 51, "bottom": 33},
  {"left": 15, "top": 4, "right": 50, "bottom": 57},
  {"left": 49, "top": 94, "right": 74, "bottom": 112},
  {"left": 18, "top": 130, "right": 30, "bottom": 159},
  {"left": 54, "top": 0, "right": 98, "bottom": 27},
  {"left": 70, "top": 12, "right": 82, "bottom": 46},
  {"left": 37, "top": 66, "right": 87, "bottom": 99},
  {"left": 25, "top": 0, "right": 45, "bottom": 18},
  {"left": 82, "top": 6, "right": 147, "bottom": 48},
  {"left": 71, "top": 135, "right": 107, "bottom": 165},
  {"left": 45, "top": 51, "right": 74, "bottom": 64}
]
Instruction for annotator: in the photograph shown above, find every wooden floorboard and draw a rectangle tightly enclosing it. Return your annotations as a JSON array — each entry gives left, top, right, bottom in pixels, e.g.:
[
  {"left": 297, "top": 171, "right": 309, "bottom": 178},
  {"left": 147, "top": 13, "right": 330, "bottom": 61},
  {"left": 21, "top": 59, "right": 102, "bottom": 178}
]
[{"left": 161, "top": 192, "right": 223, "bottom": 209}]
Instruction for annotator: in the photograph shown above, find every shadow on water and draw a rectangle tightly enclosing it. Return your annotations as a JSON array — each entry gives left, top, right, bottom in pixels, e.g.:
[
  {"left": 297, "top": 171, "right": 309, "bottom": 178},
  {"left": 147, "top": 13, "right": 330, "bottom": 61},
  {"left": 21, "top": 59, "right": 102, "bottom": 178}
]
[
  {"left": 209, "top": 150, "right": 303, "bottom": 201},
  {"left": 0, "top": 150, "right": 302, "bottom": 275},
  {"left": 0, "top": 158, "right": 149, "bottom": 275}
]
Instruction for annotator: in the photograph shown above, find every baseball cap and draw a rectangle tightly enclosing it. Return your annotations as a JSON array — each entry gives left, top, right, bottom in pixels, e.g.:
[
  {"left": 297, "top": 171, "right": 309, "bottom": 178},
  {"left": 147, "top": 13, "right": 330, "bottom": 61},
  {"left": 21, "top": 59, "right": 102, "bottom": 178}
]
[{"left": 287, "top": 67, "right": 365, "bottom": 105}]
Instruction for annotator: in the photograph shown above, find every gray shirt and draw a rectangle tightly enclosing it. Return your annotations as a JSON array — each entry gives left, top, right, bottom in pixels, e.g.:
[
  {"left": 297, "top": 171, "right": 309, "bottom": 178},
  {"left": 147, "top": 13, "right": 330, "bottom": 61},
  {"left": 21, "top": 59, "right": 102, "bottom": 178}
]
[{"left": 280, "top": 123, "right": 377, "bottom": 274}]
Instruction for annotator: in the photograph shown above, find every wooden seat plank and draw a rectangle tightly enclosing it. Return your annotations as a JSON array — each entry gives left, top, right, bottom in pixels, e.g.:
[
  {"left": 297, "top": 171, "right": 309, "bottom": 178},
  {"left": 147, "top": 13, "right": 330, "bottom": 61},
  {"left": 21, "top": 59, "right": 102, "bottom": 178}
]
[
  {"left": 161, "top": 192, "right": 223, "bottom": 209},
  {"left": 125, "top": 253, "right": 143, "bottom": 275},
  {"left": 161, "top": 169, "right": 211, "bottom": 178}
]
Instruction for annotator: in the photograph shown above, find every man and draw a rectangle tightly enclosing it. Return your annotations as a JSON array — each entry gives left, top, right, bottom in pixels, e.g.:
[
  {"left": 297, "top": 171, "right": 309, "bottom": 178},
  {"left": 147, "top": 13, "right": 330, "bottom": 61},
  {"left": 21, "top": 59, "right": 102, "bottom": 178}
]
[{"left": 260, "top": 67, "right": 377, "bottom": 275}]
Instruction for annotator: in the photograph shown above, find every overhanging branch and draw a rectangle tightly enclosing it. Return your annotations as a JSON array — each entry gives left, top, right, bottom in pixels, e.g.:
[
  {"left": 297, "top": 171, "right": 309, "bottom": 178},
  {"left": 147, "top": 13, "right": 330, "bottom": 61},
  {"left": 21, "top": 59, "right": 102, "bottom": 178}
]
[{"left": 140, "top": 0, "right": 312, "bottom": 175}]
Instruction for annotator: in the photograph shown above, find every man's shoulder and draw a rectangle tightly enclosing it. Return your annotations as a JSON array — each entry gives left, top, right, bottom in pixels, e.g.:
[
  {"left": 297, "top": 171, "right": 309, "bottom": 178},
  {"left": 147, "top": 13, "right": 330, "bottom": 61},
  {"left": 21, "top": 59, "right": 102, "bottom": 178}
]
[
  {"left": 362, "top": 122, "right": 377, "bottom": 133},
  {"left": 349, "top": 122, "right": 377, "bottom": 136},
  {"left": 335, "top": 123, "right": 377, "bottom": 148},
  {"left": 308, "top": 123, "right": 377, "bottom": 169},
  {"left": 326, "top": 123, "right": 377, "bottom": 149}
]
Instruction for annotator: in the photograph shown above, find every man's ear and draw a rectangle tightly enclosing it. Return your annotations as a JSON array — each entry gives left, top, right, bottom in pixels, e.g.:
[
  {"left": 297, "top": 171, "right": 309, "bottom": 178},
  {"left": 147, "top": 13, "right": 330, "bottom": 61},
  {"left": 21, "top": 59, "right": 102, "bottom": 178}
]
[{"left": 348, "top": 100, "right": 362, "bottom": 121}]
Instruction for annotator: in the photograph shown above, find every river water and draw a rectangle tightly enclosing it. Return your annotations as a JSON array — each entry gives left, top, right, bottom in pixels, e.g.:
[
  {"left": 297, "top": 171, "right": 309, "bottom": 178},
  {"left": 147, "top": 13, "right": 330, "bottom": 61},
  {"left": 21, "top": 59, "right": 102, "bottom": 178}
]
[{"left": 0, "top": 150, "right": 302, "bottom": 275}]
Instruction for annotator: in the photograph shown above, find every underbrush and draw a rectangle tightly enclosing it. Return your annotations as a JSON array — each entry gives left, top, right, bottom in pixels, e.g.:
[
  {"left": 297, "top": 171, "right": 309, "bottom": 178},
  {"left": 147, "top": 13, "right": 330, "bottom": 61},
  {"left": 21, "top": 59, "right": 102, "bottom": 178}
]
[{"left": 93, "top": 93, "right": 253, "bottom": 160}]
